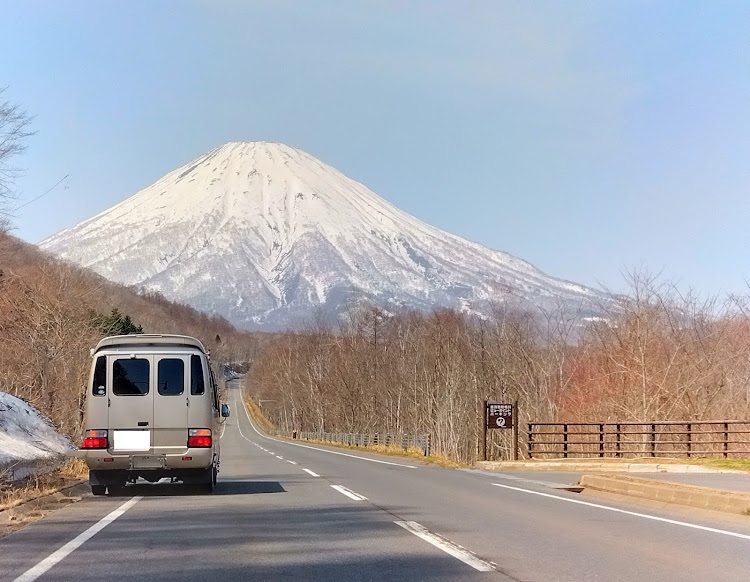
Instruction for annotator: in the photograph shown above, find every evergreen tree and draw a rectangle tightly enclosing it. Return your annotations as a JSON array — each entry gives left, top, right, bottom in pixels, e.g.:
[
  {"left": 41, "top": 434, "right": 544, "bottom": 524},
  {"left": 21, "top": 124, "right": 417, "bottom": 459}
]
[{"left": 93, "top": 308, "right": 143, "bottom": 335}]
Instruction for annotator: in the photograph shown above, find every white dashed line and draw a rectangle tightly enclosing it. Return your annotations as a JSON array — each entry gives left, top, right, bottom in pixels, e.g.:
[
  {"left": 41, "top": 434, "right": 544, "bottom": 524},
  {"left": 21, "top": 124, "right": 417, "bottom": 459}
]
[
  {"left": 331, "top": 485, "right": 368, "bottom": 501},
  {"left": 394, "top": 521, "right": 496, "bottom": 572},
  {"left": 287, "top": 460, "right": 298, "bottom": 465},
  {"left": 303, "top": 469, "right": 320, "bottom": 477}
]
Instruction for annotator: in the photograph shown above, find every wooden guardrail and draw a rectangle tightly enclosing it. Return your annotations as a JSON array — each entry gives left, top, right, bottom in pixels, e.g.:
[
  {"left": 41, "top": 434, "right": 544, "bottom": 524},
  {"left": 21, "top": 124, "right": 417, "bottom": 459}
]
[
  {"left": 527, "top": 421, "right": 750, "bottom": 459},
  {"left": 275, "top": 431, "right": 432, "bottom": 456}
]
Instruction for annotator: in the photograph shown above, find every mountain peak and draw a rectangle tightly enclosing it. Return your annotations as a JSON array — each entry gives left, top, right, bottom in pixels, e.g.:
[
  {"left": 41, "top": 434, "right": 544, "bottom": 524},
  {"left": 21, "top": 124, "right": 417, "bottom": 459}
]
[{"left": 40, "top": 144, "right": 607, "bottom": 330}]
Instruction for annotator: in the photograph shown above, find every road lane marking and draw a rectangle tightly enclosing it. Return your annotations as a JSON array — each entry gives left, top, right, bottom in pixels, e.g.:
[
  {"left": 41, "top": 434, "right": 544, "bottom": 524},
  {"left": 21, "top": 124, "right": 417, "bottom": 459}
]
[
  {"left": 331, "top": 485, "right": 368, "bottom": 501},
  {"left": 236, "top": 391, "right": 417, "bottom": 469},
  {"left": 303, "top": 469, "right": 320, "bottom": 477},
  {"left": 486, "top": 472, "right": 582, "bottom": 491},
  {"left": 492, "top": 483, "right": 750, "bottom": 541},
  {"left": 287, "top": 460, "right": 298, "bottom": 465},
  {"left": 276, "top": 455, "right": 284, "bottom": 460},
  {"left": 394, "top": 521, "right": 496, "bottom": 572},
  {"left": 12, "top": 497, "right": 142, "bottom": 582}
]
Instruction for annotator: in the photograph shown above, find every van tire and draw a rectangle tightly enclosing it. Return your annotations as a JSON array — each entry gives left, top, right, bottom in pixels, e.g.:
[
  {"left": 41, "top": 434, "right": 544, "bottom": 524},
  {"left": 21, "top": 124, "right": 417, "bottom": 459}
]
[
  {"left": 201, "top": 467, "right": 217, "bottom": 494},
  {"left": 91, "top": 485, "right": 106, "bottom": 496},
  {"left": 108, "top": 485, "right": 126, "bottom": 496}
]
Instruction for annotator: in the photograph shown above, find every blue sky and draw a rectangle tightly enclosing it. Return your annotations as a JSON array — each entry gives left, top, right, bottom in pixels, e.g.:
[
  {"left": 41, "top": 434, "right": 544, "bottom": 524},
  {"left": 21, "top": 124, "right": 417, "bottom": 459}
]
[{"left": 1, "top": 1, "right": 748, "bottom": 296}]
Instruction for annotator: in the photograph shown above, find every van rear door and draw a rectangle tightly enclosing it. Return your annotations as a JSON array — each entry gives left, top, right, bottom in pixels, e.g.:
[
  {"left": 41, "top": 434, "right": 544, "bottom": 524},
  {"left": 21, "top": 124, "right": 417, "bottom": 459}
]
[
  {"left": 108, "top": 355, "right": 154, "bottom": 452},
  {"left": 153, "top": 354, "right": 189, "bottom": 454}
]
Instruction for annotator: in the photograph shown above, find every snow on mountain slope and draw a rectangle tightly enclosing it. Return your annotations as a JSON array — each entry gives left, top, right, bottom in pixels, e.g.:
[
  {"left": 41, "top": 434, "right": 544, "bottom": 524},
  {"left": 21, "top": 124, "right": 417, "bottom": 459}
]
[{"left": 40, "top": 142, "right": 609, "bottom": 330}]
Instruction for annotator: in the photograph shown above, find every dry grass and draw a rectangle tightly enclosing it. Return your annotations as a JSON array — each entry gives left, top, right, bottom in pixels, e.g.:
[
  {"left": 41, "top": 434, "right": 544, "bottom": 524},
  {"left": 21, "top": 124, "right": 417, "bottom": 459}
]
[
  {"left": 522, "top": 457, "right": 700, "bottom": 464},
  {"left": 690, "top": 458, "right": 750, "bottom": 472},
  {"left": 243, "top": 396, "right": 276, "bottom": 433},
  {"left": 518, "top": 456, "right": 750, "bottom": 472},
  {"left": 0, "top": 460, "right": 86, "bottom": 512},
  {"left": 59, "top": 458, "right": 89, "bottom": 479}
]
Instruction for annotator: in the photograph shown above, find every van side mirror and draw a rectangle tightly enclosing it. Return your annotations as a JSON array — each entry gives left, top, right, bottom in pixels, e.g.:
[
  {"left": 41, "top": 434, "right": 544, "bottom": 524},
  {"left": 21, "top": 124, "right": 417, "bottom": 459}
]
[{"left": 221, "top": 404, "right": 231, "bottom": 417}]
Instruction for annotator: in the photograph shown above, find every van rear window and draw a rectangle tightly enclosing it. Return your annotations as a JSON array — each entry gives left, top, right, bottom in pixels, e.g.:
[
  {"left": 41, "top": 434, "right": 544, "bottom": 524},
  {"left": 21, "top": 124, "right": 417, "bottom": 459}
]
[
  {"left": 92, "top": 356, "right": 106, "bottom": 396},
  {"left": 191, "top": 355, "right": 205, "bottom": 395},
  {"left": 113, "top": 359, "right": 150, "bottom": 396},
  {"left": 158, "top": 359, "right": 184, "bottom": 396}
]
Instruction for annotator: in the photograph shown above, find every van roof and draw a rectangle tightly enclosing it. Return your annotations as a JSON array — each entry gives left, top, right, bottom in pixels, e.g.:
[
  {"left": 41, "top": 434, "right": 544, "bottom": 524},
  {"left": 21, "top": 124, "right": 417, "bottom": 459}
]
[{"left": 92, "top": 334, "right": 208, "bottom": 354}]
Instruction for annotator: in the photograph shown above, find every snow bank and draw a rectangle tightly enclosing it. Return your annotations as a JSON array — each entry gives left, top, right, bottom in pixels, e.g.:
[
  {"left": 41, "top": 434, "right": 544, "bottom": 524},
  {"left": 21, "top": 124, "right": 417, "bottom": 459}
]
[{"left": 0, "top": 392, "right": 74, "bottom": 482}]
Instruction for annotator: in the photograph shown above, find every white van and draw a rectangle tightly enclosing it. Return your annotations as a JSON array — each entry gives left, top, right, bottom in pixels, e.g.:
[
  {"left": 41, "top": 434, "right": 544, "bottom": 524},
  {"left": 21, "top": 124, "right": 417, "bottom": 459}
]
[{"left": 79, "top": 334, "right": 229, "bottom": 495}]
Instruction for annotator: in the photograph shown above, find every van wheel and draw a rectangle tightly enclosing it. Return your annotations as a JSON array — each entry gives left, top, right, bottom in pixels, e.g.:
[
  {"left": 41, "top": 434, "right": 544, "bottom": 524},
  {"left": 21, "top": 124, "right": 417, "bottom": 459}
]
[
  {"left": 201, "top": 467, "right": 216, "bottom": 494},
  {"left": 91, "top": 485, "right": 106, "bottom": 496}
]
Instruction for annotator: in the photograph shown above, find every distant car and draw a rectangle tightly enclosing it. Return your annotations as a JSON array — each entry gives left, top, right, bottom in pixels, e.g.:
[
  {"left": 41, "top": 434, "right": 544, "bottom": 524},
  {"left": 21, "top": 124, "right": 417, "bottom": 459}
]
[{"left": 78, "top": 334, "right": 230, "bottom": 495}]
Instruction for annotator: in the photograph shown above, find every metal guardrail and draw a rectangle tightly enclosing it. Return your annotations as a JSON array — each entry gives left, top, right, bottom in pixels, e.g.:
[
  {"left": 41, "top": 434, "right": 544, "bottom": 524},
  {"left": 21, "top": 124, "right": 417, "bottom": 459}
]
[
  {"left": 275, "top": 431, "right": 432, "bottom": 456},
  {"left": 527, "top": 421, "right": 750, "bottom": 459}
]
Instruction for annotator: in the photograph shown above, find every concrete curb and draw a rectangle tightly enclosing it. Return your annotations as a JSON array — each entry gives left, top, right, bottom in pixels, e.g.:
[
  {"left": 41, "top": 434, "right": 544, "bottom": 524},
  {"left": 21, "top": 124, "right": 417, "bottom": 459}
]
[
  {"left": 475, "top": 461, "right": 745, "bottom": 474},
  {"left": 579, "top": 474, "right": 750, "bottom": 516}
]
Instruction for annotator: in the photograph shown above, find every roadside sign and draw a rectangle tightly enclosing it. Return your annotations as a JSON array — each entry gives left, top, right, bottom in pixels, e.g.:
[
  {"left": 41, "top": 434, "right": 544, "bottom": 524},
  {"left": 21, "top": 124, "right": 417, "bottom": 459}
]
[{"left": 487, "top": 402, "right": 513, "bottom": 429}]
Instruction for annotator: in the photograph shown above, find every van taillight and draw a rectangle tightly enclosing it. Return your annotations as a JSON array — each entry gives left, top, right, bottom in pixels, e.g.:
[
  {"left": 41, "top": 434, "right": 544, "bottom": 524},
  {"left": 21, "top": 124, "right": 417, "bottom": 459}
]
[
  {"left": 82, "top": 429, "right": 108, "bottom": 449},
  {"left": 188, "top": 428, "right": 212, "bottom": 448}
]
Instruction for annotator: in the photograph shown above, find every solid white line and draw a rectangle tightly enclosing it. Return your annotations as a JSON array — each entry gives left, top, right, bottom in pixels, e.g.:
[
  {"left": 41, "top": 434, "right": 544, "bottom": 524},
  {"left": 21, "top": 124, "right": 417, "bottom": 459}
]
[
  {"left": 12, "top": 497, "right": 142, "bottom": 582},
  {"left": 232, "top": 391, "right": 255, "bottom": 446},
  {"left": 492, "top": 483, "right": 750, "bottom": 541},
  {"left": 488, "top": 472, "right": 577, "bottom": 490},
  {"left": 237, "top": 391, "right": 417, "bottom": 469},
  {"left": 287, "top": 460, "right": 298, "bottom": 465},
  {"left": 394, "top": 521, "right": 496, "bottom": 572},
  {"left": 331, "top": 485, "right": 368, "bottom": 501},
  {"left": 303, "top": 469, "right": 320, "bottom": 477}
]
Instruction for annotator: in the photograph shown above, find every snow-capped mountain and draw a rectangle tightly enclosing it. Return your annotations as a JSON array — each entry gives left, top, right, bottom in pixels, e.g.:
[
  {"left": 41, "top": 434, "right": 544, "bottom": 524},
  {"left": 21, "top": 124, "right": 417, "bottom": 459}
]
[{"left": 40, "top": 142, "right": 608, "bottom": 330}]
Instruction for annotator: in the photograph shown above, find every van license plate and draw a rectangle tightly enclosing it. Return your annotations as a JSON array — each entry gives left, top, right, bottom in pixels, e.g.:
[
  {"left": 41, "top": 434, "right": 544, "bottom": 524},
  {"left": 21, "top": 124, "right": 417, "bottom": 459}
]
[
  {"left": 113, "top": 430, "right": 150, "bottom": 451},
  {"left": 131, "top": 455, "right": 165, "bottom": 469}
]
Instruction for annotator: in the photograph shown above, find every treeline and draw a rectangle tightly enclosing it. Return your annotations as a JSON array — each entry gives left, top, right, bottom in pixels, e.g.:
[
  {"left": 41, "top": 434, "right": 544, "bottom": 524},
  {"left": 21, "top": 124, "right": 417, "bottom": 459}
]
[
  {"left": 247, "top": 273, "right": 750, "bottom": 463},
  {"left": 0, "top": 230, "right": 264, "bottom": 439}
]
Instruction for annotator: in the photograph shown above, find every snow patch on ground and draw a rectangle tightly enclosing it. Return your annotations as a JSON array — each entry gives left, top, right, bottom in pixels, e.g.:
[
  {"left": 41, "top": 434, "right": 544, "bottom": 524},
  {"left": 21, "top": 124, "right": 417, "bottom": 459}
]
[{"left": 0, "top": 392, "right": 74, "bottom": 482}]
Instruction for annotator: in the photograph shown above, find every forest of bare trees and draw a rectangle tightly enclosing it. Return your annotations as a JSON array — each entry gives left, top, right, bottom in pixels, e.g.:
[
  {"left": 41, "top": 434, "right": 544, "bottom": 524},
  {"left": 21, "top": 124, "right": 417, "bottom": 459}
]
[
  {"left": 0, "top": 230, "right": 264, "bottom": 440},
  {"left": 247, "top": 274, "right": 750, "bottom": 463},
  {"left": 4, "top": 217, "right": 749, "bottom": 466},
  {"left": 3, "top": 92, "right": 748, "bottom": 467}
]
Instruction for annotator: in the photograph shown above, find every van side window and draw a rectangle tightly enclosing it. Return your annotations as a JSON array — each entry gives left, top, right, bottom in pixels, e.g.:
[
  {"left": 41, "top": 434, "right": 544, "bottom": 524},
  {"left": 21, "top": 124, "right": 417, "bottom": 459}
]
[
  {"left": 209, "top": 369, "right": 220, "bottom": 411},
  {"left": 158, "top": 359, "right": 184, "bottom": 396},
  {"left": 113, "top": 359, "right": 150, "bottom": 396},
  {"left": 92, "top": 356, "right": 106, "bottom": 396},
  {"left": 190, "top": 355, "right": 205, "bottom": 395}
]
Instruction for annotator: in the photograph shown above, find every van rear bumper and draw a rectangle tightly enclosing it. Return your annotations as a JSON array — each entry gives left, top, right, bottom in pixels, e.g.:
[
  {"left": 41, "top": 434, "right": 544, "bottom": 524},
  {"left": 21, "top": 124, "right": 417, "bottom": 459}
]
[
  {"left": 89, "top": 468, "right": 213, "bottom": 486},
  {"left": 81, "top": 448, "right": 213, "bottom": 471}
]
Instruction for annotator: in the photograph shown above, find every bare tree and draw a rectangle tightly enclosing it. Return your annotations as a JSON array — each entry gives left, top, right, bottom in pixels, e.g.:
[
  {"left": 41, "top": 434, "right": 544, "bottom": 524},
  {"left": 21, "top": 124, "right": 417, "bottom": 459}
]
[{"left": 0, "top": 88, "right": 34, "bottom": 224}]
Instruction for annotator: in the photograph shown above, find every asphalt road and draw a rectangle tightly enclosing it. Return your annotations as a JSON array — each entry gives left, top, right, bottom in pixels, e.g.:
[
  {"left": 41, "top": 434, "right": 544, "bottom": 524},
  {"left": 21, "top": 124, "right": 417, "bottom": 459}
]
[{"left": 3, "top": 383, "right": 750, "bottom": 582}]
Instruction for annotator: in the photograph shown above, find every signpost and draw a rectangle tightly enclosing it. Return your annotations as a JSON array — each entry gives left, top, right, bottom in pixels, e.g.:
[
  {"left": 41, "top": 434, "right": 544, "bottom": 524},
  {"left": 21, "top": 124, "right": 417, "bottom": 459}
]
[
  {"left": 487, "top": 403, "right": 513, "bottom": 429},
  {"left": 481, "top": 400, "right": 518, "bottom": 461}
]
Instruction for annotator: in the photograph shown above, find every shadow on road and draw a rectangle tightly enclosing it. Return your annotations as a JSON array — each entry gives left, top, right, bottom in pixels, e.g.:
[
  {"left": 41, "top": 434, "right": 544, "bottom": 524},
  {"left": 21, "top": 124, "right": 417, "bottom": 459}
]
[
  {"left": 215, "top": 480, "right": 286, "bottom": 495},
  {"left": 106, "top": 480, "right": 286, "bottom": 497}
]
